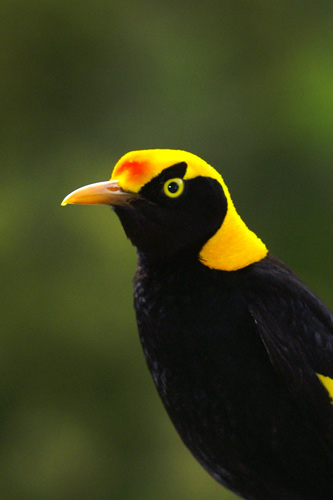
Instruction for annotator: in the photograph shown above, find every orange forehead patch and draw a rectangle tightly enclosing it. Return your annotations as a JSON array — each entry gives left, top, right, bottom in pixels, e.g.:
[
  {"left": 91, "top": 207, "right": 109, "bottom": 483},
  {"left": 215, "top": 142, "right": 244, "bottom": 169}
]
[
  {"left": 111, "top": 157, "right": 157, "bottom": 193},
  {"left": 114, "top": 159, "right": 148, "bottom": 179}
]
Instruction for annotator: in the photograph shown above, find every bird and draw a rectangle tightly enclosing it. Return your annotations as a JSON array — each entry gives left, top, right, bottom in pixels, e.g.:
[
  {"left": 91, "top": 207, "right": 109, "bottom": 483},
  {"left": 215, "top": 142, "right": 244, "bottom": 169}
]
[{"left": 62, "top": 149, "right": 333, "bottom": 500}]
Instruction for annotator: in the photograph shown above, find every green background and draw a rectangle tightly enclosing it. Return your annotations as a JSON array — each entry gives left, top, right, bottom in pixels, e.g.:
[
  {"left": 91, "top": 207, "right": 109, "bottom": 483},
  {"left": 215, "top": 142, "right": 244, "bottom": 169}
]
[{"left": 2, "top": 1, "right": 333, "bottom": 499}]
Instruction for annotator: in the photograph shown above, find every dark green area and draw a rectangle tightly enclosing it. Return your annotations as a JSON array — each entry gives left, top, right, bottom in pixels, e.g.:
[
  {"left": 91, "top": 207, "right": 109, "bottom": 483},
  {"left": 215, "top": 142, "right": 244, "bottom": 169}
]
[{"left": 1, "top": 1, "right": 332, "bottom": 499}]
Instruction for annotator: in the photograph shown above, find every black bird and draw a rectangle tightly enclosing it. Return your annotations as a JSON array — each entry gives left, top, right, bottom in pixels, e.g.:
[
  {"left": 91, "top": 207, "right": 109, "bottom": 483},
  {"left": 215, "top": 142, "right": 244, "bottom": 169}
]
[{"left": 62, "top": 149, "right": 333, "bottom": 500}]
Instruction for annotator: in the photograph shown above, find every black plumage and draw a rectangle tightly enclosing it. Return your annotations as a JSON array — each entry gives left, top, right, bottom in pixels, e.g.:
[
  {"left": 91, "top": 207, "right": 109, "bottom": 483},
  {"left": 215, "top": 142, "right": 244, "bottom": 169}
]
[{"left": 134, "top": 254, "right": 333, "bottom": 499}]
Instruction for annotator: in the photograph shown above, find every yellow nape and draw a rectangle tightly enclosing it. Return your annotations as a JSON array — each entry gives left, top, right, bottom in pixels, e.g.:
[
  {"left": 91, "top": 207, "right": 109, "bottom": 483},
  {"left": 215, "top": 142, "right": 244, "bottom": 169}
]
[
  {"left": 318, "top": 373, "right": 333, "bottom": 404},
  {"left": 111, "top": 149, "right": 268, "bottom": 272},
  {"left": 199, "top": 190, "right": 268, "bottom": 272}
]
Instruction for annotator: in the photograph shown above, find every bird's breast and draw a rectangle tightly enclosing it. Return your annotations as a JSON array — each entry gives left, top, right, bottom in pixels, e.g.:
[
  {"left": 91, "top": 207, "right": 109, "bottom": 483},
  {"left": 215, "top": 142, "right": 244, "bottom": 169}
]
[
  {"left": 133, "top": 261, "right": 278, "bottom": 443},
  {"left": 132, "top": 259, "right": 333, "bottom": 498}
]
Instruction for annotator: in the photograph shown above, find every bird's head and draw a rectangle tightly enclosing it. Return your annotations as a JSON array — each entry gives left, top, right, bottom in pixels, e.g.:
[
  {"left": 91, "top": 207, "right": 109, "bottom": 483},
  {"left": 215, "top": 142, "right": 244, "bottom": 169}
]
[{"left": 62, "top": 150, "right": 267, "bottom": 270}]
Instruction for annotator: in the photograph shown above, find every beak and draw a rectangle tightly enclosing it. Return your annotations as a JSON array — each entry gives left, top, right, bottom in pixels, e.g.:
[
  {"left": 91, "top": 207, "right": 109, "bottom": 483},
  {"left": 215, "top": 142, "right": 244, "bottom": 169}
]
[{"left": 61, "top": 180, "right": 135, "bottom": 206}]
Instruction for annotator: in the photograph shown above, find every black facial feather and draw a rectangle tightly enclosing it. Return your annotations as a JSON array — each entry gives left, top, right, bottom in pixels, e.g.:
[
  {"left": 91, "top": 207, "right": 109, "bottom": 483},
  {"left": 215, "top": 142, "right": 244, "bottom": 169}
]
[
  {"left": 139, "top": 162, "right": 188, "bottom": 204},
  {"left": 113, "top": 164, "right": 228, "bottom": 262}
]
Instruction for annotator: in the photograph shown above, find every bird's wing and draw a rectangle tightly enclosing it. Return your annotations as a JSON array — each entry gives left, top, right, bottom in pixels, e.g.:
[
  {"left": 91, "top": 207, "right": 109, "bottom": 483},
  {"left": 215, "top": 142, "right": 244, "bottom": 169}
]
[{"left": 248, "top": 259, "right": 333, "bottom": 455}]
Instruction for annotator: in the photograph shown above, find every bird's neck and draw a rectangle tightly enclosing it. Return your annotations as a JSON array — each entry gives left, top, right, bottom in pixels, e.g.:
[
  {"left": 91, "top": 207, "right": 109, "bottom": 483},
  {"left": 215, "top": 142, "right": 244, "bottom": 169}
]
[
  {"left": 136, "top": 201, "right": 267, "bottom": 273},
  {"left": 199, "top": 200, "right": 268, "bottom": 271}
]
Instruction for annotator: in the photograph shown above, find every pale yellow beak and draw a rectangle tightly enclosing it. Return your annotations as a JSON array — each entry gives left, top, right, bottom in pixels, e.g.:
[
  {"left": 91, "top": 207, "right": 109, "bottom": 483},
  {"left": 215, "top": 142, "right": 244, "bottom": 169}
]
[{"left": 61, "top": 180, "right": 135, "bottom": 206}]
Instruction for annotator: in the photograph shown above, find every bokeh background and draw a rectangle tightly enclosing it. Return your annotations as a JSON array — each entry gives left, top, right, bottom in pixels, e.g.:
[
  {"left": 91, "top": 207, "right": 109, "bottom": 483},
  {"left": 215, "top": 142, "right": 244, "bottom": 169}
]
[{"left": 2, "top": 1, "right": 333, "bottom": 499}]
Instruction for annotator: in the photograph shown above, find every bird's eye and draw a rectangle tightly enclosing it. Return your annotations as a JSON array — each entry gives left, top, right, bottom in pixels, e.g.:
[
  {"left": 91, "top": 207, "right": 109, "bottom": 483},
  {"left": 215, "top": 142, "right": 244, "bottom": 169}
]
[{"left": 163, "top": 178, "right": 184, "bottom": 198}]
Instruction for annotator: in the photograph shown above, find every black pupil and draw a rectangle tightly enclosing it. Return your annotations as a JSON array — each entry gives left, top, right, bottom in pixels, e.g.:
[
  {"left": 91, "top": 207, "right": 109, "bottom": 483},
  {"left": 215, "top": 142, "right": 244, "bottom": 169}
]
[{"left": 168, "top": 181, "right": 179, "bottom": 193}]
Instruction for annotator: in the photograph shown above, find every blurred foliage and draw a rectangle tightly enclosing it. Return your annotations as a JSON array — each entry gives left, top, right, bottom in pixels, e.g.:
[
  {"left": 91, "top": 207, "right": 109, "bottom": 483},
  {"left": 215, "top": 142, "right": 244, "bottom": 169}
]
[{"left": 1, "top": 1, "right": 333, "bottom": 499}]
